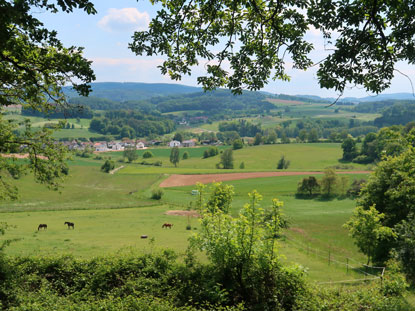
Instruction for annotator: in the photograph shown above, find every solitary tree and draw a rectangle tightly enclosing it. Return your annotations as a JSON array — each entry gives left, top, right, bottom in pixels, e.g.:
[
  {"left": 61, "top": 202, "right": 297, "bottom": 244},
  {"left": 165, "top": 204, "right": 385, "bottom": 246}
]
[
  {"left": 320, "top": 168, "right": 338, "bottom": 197},
  {"left": 219, "top": 149, "right": 234, "bottom": 169},
  {"left": 169, "top": 146, "right": 180, "bottom": 167},
  {"left": 297, "top": 176, "right": 320, "bottom": 197},
  {"left": 123, "top": 146, "right": 138, "bottom": 163}
]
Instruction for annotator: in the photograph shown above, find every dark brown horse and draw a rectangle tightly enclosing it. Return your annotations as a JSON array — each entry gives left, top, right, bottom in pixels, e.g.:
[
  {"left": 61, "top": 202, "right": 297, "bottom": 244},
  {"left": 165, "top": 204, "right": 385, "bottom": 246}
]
[
  {"left": 38, "top": 224, "right": 47, "bottom": 230},
  {"left": 162, "top": 223, "right": 173, "bottom": 229},
  {"left": 64, "top": 221, "right": 75, "bottom": 229}
]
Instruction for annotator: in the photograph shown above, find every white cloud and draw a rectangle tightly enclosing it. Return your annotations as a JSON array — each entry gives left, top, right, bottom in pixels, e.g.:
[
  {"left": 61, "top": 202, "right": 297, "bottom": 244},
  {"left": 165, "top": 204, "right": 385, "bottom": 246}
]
[{"left": 98, "top": 8, "right": 150, "bottom": 33}]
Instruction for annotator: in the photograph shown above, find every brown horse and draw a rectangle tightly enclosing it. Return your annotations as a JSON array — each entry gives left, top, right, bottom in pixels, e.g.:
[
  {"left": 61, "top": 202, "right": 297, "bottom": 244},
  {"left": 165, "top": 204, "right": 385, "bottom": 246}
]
[
  {"left": 162, "top": 223, "right": 173, "bottom": 229},
  {"left": 38, "top": 224, "right": 47, "bottom": 230},
  {"left": 64, "top": 221, "right": 75, "bottom": 229}
]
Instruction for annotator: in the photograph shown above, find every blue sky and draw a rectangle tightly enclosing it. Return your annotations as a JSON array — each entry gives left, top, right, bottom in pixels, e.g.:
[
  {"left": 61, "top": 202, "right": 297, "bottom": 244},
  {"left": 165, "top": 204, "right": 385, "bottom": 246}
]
[{"left": 39, "top": 0, "right": 415, "bottom": 98}]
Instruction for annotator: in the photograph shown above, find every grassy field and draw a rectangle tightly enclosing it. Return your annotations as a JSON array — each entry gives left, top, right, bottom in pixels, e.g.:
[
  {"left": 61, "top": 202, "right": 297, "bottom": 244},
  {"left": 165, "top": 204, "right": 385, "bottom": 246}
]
[
  {"left": 114, "top": 143, "right": 369, "bottom": 173},
  {"left": 0, "top": 142, "right": 376, "bottom": 284},
  {"left": 1, "top": 165, "right": 372, "bottom": 283},
  {"left": 193, "top": 101, "right": 380, "bottom": 132},
  {"left": 0, "top": 166, "right": 162, "bottom": 212}
]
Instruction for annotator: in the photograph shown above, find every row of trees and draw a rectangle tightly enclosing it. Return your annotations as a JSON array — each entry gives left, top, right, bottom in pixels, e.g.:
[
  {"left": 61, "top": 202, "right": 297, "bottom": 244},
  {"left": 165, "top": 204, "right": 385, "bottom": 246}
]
[{"left": 297, "top": 170, "right": 364, "bottom": 198}]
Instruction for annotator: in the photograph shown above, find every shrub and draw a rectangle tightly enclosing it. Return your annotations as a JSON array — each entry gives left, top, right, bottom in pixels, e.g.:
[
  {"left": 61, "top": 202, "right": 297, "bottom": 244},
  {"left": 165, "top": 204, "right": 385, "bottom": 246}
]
[
  {"left": 101, "top": 160, "right": 115, "bottom": 173},
  {"left": 182, "top": 151, "right": 189, "bottom": 160},
  {"left": 239, "top": 162, "right": 245, "bottom": 169},
  {"left": 151, "top": 189, "right": 164, "bottom": 200},
  {"left": 203, "top": 147, "right": 219, "bottom": 158},
  {"left": 232, "top": 139, "right": 243, "bottom": 150},
  {"left": 277, "top": 155, "right": 290, "bottom": 169},
  {"left": 143, "top": 151, "right": 154, "bottom": 158}
]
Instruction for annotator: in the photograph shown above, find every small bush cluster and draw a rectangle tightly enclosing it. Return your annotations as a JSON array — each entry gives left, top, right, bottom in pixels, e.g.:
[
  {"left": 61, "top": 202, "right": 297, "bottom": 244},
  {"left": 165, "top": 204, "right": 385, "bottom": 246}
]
[
  {"left": 100, "top": 159, "right": 115, "bottom": 173},
  {"left": 139, "top": 160, "right": 162, "bottom": 166},
  {"left": 151, "top": 188, "right": 164, "bottom": 200},
  {"left": 143, "top": 151, "right": 154, "bottom": 158},
  {"left": 203, "top": 147, "right": 219, "bottom": 158}
]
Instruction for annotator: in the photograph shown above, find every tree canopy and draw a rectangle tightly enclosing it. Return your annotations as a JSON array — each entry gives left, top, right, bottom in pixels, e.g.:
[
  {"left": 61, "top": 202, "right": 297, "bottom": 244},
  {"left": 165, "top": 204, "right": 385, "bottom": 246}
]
[
  {"left": 0, "top": 0, "right": 96, "bottom": 199},
  {"left": 130, "top": 0, "right": 415, "bottom": 95}
]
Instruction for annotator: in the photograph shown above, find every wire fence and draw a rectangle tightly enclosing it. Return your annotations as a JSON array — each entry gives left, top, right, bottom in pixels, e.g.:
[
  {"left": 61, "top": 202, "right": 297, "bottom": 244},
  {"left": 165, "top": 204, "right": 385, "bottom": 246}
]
[{"left": 283, "top": 235, "right": 385, "bottom": 285}]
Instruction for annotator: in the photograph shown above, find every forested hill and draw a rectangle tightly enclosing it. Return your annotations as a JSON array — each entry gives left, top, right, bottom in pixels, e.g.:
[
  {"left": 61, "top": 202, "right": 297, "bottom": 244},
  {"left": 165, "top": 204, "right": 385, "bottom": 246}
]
[
  {"left": 69, "top": 89, "right": 273, "bottom": 116},
  {"left": 64, "top": 82, "right": 202, "bottom": 101},
  {"left": 148, "top": 89, "right": 272, "bottom": 113}
]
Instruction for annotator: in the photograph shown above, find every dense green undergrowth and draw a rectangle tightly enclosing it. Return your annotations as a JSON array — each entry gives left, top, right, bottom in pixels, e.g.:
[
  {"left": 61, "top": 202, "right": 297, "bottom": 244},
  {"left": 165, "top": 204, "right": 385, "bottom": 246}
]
[{"left": 0, "top": 251, "right": 411, "bottom": 311}]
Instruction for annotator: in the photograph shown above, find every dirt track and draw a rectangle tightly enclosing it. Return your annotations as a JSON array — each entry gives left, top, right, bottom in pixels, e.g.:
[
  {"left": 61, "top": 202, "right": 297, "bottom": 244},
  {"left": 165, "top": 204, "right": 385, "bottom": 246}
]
[{"left": 159, "top": 171, "right": 370, "bottom": 188}]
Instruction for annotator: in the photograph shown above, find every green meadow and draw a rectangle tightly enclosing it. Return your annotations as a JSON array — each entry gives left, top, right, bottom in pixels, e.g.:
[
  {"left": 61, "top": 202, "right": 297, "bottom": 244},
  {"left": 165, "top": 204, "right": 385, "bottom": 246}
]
[
  {"left": 1, "top": 143, "right": 375, "bottom": 283},
  {"left": 112, "top": 143, "right": 369, "bottom": 174}
]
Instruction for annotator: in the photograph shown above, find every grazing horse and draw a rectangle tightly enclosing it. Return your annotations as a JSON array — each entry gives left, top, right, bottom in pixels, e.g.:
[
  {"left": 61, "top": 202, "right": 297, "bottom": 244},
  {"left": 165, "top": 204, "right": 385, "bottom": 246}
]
[
  {"left": 64, "top": 222, "right": 75, "bottom": 229},
  {"left": 38, "top": 224, "right": 47, "bottom": 230},
  {"left": 162, "top": 223, "right": 173, "bottom": 229}
]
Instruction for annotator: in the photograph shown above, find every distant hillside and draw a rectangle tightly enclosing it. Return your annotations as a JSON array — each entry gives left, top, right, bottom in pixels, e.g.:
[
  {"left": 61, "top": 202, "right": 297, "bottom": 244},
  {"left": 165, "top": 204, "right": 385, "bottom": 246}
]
[
  {"left": 64, "top": 82, "right": 202, "bottom": 101},
  {"left": 70, "top": 89, "right": 272, "bottom": 118},
  {"left": 276, "top": 92, "right": 415, "bottom": 103}
]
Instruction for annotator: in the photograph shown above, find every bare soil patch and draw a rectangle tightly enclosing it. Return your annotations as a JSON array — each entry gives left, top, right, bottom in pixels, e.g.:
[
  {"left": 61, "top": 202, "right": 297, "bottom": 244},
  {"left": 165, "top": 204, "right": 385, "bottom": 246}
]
[
  {"left": 160, "top": 171, "right": 370, "bottom": 188},
  {"left": 165, "top": 210, "right": 200, "bottom": 217}
]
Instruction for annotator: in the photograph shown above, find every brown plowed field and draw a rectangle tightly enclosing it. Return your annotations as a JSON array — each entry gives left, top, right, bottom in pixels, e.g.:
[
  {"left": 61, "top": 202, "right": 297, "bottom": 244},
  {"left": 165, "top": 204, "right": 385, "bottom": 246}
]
[{"left": 159, "top": 171, "right": 370, "bottom": 188}]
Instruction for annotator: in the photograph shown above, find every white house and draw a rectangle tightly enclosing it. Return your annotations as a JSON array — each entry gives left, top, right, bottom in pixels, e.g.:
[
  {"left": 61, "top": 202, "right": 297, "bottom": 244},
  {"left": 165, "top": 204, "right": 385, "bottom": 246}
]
[
  {"left": 169, "top": 140, "right": 181, "bottom": 147},
  {"left": 136, "top": 142, "right": 145, "bottom": 149}
]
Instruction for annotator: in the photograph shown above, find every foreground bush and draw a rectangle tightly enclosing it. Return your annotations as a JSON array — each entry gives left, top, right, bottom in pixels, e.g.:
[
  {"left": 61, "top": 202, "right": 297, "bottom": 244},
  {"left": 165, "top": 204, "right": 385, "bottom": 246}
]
[{"left": 1, "top": 251, "right": 411, "bottom": 311}]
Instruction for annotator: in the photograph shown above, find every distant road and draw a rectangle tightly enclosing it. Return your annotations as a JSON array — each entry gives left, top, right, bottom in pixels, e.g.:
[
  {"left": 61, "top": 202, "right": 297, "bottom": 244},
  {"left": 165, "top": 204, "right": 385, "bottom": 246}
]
[{"left": 160, "top": 171, "right": 370, "bottom": 188}]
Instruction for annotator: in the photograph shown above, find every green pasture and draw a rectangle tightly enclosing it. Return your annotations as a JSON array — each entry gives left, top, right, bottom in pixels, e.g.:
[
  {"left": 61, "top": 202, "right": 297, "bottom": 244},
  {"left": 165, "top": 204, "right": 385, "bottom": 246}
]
[
  {"left": 193, "top": 108, "right": 379, "bottom": 131},
  {"left": 1, "top": 205, "right": 196, "bottom": 258},
  {"left": 162, "top": 173, "right": 369, "bottom": 260},
  {"left": 1, "top": 173, "right": 371, "bottom": 282},
  {"left": 0, "top": 166, "right": 162, "bottom": 212},
  {"left": 116, "top": 143, "right": 369, "bottom": 173},
  {"left": 0, "top": 142, "right": 374, "bottom": 283}
]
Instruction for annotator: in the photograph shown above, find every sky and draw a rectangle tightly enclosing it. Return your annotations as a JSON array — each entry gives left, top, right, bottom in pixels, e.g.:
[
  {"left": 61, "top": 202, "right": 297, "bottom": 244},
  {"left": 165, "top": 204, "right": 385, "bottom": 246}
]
[{"left": 38, "top": 0, "right": 415, "bottom": 98}]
